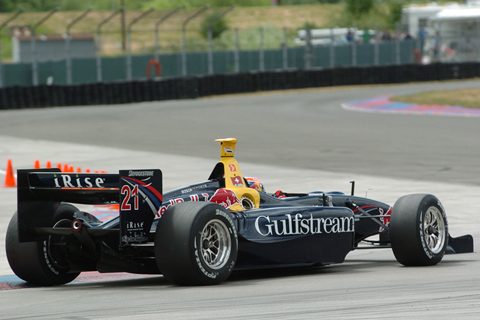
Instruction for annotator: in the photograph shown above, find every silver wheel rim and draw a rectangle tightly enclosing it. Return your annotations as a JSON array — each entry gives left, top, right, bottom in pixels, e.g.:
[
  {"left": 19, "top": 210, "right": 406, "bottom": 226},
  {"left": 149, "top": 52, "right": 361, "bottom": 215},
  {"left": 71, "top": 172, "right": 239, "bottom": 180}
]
[
  {"left": 200, "top": 219, "right": 231, "bottom": 270},
  {"left": 423, "top": 206, "right": 446, "bottom": 254}
]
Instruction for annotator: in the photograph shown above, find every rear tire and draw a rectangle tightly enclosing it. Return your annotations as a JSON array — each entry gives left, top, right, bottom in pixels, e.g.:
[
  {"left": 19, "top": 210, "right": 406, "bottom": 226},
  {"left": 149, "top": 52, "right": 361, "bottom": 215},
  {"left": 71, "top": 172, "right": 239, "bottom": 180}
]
[
  {"left": 5, "top": 203, "right": 81, "bottom": 285},
  {"left": 390, "top": 194, "right": 448, "bottom": 266},
  {"left": 154, "top": 202, "right": 238, "bottom": 285}
]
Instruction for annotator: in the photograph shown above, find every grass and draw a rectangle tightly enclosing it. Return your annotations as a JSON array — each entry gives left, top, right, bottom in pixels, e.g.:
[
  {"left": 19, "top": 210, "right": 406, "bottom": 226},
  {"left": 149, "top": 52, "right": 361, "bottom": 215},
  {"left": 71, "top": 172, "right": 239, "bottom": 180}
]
[
  {"left": 0, "top": 5, "right": 343, "bottom": 60},
  {"left": 390, "top": 87, "right": 480, "bottom": 109}
]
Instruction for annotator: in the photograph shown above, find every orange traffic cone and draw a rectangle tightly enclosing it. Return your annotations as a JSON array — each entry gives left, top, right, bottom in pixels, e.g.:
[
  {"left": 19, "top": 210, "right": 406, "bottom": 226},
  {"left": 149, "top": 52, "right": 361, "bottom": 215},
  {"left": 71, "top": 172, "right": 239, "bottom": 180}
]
[
  {"left": 46, "top": 161, "right": 52, "bottom": 168},
  {"left": 2, "top": 159, "right": 16, "bottom": 188},
  {"left": 34, "top": 159, "right": 41, "bottom": 169}
]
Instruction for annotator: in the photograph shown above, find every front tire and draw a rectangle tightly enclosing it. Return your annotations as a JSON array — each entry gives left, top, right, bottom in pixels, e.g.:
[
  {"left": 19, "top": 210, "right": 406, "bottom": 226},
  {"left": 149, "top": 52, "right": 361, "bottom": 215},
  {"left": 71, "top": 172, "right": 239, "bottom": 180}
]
[
  {"left": 390, "top": 194, "right": 448, "bottom": 266},
  {"left": 5, "top": 204, "right": 81, "bottom": 285},
  {"left": 154, "top": 202, "right": 238, "bottom": 285}
]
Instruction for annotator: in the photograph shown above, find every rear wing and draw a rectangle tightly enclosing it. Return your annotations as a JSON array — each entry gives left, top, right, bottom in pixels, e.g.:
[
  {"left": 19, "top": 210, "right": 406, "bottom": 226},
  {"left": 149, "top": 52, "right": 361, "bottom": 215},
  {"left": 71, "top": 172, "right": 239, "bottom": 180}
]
[{"left": 17, "top": 168, "right": 162, "bottom": 245}]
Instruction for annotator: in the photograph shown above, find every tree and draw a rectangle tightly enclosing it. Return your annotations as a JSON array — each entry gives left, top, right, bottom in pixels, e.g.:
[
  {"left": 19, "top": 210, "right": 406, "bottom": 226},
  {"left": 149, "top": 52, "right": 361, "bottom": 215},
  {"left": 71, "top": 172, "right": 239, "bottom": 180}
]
[
  {"left": 0, "top": 0, "right": 14, "bottom": 12},
  {"left": 200, "top": 12, "right": 229, "bottom": 40},
  {"left": 387, "top": 0, "right": 403, "bottom": 29},
  {"left": 344, "top": 0, "right": 374, "bottom": 18}
]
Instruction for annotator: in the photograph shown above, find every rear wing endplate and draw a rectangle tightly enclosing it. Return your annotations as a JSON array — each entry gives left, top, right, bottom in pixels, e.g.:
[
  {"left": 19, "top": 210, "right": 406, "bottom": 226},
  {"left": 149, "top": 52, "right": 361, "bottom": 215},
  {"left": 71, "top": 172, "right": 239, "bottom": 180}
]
[{"left": 17, "top": 168, "right": 162, "bottom": 245}]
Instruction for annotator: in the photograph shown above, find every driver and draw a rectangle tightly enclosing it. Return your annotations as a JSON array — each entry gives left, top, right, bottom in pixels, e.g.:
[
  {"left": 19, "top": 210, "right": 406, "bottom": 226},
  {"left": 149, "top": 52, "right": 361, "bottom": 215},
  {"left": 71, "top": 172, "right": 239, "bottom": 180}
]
[
  {"left": 244, "top": 176, "right": 265, "bottom": 193},
  {"left": 245, "top": 176, "right": 286, "bottom": 198}
]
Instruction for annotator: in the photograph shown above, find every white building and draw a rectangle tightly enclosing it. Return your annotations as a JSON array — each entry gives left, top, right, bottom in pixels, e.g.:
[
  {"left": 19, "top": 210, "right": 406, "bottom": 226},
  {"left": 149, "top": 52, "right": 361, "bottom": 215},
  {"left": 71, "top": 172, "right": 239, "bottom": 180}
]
[
  {"left": 401, "top": 2, "right": 462, "bottom": 38},
  {"left": 402, "top": 1, "right": 480, "bottom": 61},
  {"left": 10, "top": 26, "right": 95, "bottom": 63}
]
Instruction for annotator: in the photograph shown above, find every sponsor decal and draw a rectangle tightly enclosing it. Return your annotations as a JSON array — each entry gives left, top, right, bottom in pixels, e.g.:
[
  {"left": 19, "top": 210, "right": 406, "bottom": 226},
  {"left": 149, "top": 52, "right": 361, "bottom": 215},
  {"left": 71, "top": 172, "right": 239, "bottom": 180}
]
[
  {"left": 121, "top": 234, "right": 148, "bottom": 243},
  {"left": 180, "top": 184, "right": 208, "bottom": 194},
  {"left": 194, "top": 237, "right": 219, "bottom": 279},
  {"left": 230, "top": 176, "right": 243, "bottom": 187},
  {"left": 215, "top": 209, "right": 232, "bottom": 222},
  {"left": 209, "top": 189, "right": 240, "bottom": 209},
  {"left": 43, "top": 241, "right": 60, "bottom": 275},
  {"left": 228, "top": 164, "right": 237, "bottom": 172},
  {"left": 224, "top": 147, "right": 234, "bottom": 154},
  {"left": 419, "top": 210, "right": 434, "bottom": 258},
  {"left": 119, "top": 169, "right": 162, "bottom": 245},
  {"left": 215, "top": 209, "right": 237, "bottom": 239},
  {"left": 156, "top": 189, "right": 244, "bottom": 218},
  {"left": 181, "top": 188, "right": 193, "bottom": 194},
  {"left": 255, "top": 213, "right": 355, "bottom": 236},
  {"left": 126, "top": 221, "right": 144, "bottom": 232},
  {"left": 128, "top": 170, "right": 154, "bottom": 177},
  {"left": 54, "top": 174, "right": 105, "bottom": 188},
  {"left": 156, "top": 194, "right": 210, "bottom": 217},
  {"left": 156, "top": 198, "right": 184, "bottom": 218}
]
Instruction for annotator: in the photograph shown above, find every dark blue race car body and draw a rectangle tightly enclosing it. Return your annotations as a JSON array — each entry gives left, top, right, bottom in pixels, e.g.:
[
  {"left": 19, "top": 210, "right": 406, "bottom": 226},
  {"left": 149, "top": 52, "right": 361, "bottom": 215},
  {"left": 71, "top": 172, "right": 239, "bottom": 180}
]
[{"left": 6, "top": 138, "right": 474, "bottom": 286}]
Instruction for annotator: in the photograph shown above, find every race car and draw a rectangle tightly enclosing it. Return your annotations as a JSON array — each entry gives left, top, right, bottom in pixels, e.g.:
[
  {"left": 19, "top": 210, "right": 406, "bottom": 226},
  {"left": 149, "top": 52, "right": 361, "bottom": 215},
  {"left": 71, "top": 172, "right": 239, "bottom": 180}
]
[{"left": 5, "top": 138, "right": 474, "bottom": 286}]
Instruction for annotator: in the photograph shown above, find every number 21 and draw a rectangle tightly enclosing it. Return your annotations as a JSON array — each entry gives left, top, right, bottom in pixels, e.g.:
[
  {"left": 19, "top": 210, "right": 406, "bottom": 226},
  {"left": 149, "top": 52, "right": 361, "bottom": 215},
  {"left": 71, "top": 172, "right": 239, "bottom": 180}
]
[{"left": 121, "top": 184, "right": 139, "bottom": 211}]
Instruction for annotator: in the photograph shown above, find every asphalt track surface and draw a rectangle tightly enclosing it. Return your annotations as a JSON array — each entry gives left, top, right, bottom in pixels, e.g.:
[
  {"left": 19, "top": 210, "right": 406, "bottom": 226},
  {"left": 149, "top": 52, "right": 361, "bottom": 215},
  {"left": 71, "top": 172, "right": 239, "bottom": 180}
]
[{"left": 0, "top": 80, "right": 479, "bottom": 319}]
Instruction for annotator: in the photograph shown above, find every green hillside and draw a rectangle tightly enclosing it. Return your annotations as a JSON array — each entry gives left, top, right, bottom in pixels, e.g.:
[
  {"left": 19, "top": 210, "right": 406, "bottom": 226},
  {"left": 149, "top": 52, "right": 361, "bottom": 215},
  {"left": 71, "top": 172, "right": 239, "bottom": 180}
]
[{"left": 0, "top": 2, "right": 418, "bottom": 60}]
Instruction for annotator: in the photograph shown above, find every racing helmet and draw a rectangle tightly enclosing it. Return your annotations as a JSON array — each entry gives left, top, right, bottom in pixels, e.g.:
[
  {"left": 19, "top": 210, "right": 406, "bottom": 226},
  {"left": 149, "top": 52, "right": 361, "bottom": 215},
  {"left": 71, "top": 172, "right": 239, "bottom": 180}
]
[{"left": 245, "top": 176, "right": 265, "bottom": 193}]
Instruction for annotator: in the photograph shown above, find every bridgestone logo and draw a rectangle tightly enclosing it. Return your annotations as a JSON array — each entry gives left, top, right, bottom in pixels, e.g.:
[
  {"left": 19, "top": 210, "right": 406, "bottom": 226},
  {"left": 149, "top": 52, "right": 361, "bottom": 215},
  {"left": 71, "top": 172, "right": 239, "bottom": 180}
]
[
  {"left": 128, "top": 170, "right": 154, "bottom": 177},
  {"left": 255, "top": 213, "right": 354, "bottom": 236}
]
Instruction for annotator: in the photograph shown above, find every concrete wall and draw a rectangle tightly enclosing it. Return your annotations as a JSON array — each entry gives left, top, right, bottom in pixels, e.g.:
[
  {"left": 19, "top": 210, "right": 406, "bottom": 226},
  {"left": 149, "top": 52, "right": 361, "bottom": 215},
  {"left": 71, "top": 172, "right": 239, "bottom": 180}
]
[{"left": 12, "top": 36, "right": 95, "bottom": 63}]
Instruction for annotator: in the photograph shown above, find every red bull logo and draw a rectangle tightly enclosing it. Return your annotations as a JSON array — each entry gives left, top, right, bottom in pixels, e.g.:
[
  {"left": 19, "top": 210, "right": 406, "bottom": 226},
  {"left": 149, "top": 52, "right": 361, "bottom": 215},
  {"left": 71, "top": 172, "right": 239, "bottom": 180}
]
[
  {"left": 209, "top": 189, "right": 240, "bottom": 209},
  {"left": 156, "top": 190, "right": 240, "bottom": 217}
]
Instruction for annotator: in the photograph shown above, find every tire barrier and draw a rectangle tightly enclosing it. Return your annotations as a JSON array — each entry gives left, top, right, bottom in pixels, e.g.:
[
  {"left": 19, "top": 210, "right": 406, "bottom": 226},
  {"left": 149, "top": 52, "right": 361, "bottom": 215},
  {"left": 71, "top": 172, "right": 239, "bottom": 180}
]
[{"left": 1, "top": 62, "right": 479, "bottom": 110}]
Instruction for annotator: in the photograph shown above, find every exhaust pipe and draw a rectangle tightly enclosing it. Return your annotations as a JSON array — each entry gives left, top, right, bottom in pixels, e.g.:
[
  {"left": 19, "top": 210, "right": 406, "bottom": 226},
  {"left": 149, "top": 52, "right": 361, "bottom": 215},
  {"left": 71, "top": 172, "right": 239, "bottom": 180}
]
[{"left": 72, "top": 219, "right": 82, "bottom": 231}]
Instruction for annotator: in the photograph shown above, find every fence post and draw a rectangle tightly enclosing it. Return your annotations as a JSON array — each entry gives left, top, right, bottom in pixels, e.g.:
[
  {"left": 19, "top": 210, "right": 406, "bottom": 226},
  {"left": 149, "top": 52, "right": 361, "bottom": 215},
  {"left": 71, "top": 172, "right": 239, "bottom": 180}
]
[
  {"left": 207, "top": 6, "right": 235, "bottom": 75},
  {"left": 31, "top": 7, "right": 59, "bottom": 86},
  {"left": 282, "top": 27, "right": 288, "bottom": 70},
  {"left": 304, "top": 26, "right": 312, "bottom": 70},
  {"left": 154, "top": 6, "right": 183, "bottom": 61},
  {"left": 351, "top": 24, "right": 357, "bottom": 67},
  {"left": 65, "top": 8, "right": 92, "bottom": 85},
  {"left": 126, "top": 8, "right": 155, "bottom": 81},
  {"left": 329, "top": 26, "right": 335, "bottom": 68},
  {"left": 234, "top": 28, "right": 239, "bottom": 73},
  {"left": 182, "top": 6, "right": 209, "bottom": 77},
  {"left": 96, "top": 7, "right": 124, "bottom": 83},
  {"left": 374, "top": 24, "right": 379, "bottom": 66},
  {"left": 259, "top": 26, "right": 264, "bottom": 72}
]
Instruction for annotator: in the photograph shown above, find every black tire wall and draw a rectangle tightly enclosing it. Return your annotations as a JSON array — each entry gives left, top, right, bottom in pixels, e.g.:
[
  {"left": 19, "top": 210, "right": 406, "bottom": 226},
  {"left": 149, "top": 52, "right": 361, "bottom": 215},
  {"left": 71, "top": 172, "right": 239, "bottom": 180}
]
[{"left": 0, "top": 62, "right": 478, "bottom": 110}]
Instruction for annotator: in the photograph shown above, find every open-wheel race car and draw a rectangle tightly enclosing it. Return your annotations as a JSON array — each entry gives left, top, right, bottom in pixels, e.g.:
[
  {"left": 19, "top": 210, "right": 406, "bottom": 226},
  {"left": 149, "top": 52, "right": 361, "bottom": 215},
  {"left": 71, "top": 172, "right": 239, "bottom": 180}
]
[{"left": 6, "top": 138, "right": 474, "bottom": 286}]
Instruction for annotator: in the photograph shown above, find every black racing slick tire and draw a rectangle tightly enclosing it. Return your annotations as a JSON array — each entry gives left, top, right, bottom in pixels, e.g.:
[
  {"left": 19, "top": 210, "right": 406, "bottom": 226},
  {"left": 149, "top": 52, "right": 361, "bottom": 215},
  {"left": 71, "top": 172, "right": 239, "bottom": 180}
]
[
  {"left": 5, "top": 204, "right": 81, "bottom": 286},
  {"left": 390, "top": 194, "right": 448, "bottom": 266},
  {"left": 154, "top": 202, "right": 238, "bottom": 286}
]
